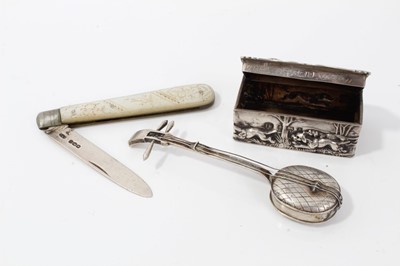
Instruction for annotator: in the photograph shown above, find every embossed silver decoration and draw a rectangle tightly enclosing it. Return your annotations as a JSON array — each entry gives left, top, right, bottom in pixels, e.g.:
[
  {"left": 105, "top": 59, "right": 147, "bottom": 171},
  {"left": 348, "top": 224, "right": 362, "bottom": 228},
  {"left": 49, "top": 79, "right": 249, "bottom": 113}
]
[
  {"left": 234, "top": 57, "right": 370, "bottom": 157},
  {"left": 129, "top": 121, "right": 343, "bottom": 223}
]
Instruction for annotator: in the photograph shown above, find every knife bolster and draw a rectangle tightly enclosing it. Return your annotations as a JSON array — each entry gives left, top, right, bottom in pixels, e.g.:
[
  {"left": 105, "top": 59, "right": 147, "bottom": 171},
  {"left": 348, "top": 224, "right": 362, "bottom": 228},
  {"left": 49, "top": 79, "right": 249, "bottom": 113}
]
[{"left": 36, "top": 109, "right": 62, "bottom": 129}]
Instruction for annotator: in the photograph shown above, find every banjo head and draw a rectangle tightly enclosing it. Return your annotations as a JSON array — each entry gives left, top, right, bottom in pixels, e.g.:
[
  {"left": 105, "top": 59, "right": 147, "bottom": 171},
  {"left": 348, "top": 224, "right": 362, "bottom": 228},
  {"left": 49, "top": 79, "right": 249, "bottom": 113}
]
[{"left": 270, "top": 165, "right": 342, "bottom": 223}]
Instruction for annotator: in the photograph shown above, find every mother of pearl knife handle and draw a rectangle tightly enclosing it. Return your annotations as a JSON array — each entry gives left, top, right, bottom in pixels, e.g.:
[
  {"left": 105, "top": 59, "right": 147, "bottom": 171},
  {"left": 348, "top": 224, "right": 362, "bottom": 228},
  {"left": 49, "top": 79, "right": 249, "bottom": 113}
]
[{"left": 37, "top": 84, "right": 215, "bottom": 129}]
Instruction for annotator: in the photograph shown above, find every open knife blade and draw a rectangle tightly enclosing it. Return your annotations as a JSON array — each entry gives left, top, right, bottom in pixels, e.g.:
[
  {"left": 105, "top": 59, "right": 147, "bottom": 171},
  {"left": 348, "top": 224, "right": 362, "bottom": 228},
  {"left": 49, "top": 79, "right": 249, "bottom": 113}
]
[
  {"left": 37, "top": 84, "right": 215, "bottom": 197},
  {"left": 45, "top": 125, "right": 153, "bottom": 197}
]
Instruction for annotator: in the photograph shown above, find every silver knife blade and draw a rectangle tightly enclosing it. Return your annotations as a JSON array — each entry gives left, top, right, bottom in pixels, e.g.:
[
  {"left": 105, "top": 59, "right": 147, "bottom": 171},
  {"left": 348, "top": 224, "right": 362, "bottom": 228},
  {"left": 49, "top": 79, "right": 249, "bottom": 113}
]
[{"left": 45, "top": 125, "right": 152, "bottom": 198}]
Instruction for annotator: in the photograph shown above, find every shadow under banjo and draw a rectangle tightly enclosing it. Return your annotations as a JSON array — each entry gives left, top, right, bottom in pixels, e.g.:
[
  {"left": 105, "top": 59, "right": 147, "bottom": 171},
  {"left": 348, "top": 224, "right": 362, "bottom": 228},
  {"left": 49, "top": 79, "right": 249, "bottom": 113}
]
[{"left": 129, "top": 120, "right": 343, "bottom": 223}]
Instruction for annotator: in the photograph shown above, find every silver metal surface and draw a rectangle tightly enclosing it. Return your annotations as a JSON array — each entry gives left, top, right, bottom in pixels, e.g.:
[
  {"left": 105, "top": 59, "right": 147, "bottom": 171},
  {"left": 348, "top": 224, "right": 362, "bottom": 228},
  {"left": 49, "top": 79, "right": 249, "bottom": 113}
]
[
  {"left": 235, "top": 57, "right": 369, "bottom": 157},
  {"left": 129, "top": 121, "right": 342, "bottom": 223},
  {"left": 241, "top": 57, "right": 370, "bottom": 87},
  {"left": 233, "top": 111, "right": 361, "bottom": 157},
  {"left": 270, "top": 165, "right": 341, "bottom": 223},
  {"left": 37, "top": 109, "right": 62, "bottom": 129},
  {"left": 46, "top": 125, "right": 152, "bottom": 197}
]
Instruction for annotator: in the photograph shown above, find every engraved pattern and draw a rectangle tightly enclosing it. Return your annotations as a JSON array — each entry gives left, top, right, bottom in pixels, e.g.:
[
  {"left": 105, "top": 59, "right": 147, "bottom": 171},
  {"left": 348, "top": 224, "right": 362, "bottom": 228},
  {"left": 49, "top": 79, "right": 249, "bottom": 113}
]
[
  {"left": 272, "top": 165, "right": 340, "bottom": 213},
  {"left": 241, "top": 57, "right": 369, "bottom": 87},
  {"left": 60, "top": 84, "right": 214, "bottom": 124}
]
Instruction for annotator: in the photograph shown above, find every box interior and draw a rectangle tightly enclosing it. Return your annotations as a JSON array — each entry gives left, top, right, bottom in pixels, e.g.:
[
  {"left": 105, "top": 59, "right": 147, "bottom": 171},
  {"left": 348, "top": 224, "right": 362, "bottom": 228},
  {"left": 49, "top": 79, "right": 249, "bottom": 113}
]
[{"left": 235, "top": 73, "right": 363, "bottom": 123}]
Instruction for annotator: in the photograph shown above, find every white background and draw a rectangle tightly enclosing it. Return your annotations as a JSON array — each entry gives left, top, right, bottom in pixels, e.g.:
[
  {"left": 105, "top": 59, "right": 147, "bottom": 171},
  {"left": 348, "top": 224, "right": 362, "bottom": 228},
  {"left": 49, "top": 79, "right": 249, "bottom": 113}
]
[{"left": 1, "top": 1, "right": 399, "bottom": 265}]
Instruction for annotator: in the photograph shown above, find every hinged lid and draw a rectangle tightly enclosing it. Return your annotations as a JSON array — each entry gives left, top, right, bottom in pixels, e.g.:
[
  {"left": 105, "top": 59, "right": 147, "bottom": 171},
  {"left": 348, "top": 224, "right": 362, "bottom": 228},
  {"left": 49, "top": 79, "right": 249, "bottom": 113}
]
[{"left": 241, "top": 57, "right": 370, "bottom": 88}]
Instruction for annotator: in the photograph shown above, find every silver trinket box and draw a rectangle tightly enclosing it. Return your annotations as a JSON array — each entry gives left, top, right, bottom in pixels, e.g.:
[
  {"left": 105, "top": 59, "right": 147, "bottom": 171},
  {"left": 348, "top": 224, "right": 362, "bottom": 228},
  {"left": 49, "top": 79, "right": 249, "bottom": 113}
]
[{"left": 234, "top": 57, "right": 370, "bottom": 157}]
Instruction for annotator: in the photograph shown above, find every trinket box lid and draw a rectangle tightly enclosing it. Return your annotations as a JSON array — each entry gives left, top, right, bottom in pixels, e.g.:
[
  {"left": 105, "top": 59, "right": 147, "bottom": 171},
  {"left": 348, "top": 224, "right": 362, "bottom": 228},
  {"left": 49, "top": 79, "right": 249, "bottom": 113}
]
[{"left": 241, "top": 57, "right": 370, "bottom": 88}]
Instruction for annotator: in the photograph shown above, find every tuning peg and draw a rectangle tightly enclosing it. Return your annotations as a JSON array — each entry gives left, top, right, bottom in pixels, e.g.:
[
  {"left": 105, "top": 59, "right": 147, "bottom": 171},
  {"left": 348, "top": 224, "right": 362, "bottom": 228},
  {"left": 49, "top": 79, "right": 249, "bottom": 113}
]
[
  {"left": 143, "top": 141, "right": 155, "bottom": 161},
  {"left": 157, "top": 120, "right": 168, "bottom": 131},
  {"left": 165, "top": 121, "right": 174, "bottom": 132}
]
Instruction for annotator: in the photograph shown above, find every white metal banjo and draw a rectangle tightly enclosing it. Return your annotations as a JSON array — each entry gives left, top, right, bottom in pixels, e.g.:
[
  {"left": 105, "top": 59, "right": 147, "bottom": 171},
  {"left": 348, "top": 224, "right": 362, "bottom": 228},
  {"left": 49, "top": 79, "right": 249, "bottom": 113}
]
[{"left": 129, "top": 120, "right": 343, "bottom": 223}]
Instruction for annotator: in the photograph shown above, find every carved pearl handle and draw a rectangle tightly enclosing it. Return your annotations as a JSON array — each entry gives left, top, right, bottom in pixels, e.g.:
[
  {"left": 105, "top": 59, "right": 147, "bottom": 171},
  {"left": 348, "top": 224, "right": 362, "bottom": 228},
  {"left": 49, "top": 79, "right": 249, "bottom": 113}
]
[{"left": 37, "top": 84, "right": 215, "bottom": 129}]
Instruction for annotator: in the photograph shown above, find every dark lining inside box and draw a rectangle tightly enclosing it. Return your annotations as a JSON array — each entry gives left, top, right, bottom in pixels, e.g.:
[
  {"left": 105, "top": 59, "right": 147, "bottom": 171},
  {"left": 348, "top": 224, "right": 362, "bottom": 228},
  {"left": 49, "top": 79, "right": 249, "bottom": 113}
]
[{"left": 236, "top": 73, "right": 362, "bottom": 123}]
